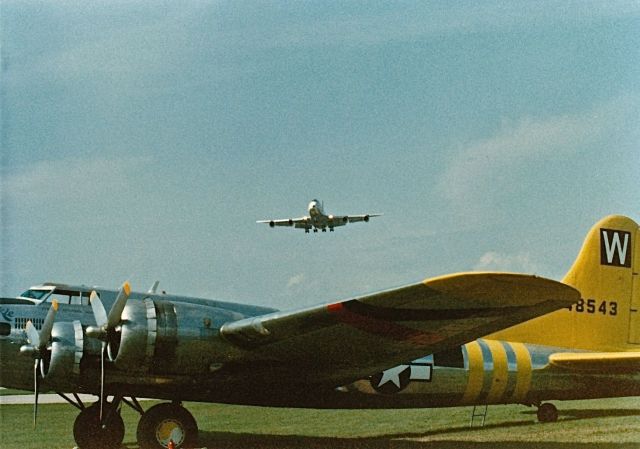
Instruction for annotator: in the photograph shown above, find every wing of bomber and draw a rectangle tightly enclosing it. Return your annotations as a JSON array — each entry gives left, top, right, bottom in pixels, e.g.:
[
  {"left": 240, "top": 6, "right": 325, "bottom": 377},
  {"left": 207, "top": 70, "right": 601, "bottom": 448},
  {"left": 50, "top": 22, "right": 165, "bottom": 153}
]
[
  {"left": 548, "top": 352, "right": 640, "bottom": 374},
  {"left": 220, "top": 272, "right": 579, "bottom": 386}
]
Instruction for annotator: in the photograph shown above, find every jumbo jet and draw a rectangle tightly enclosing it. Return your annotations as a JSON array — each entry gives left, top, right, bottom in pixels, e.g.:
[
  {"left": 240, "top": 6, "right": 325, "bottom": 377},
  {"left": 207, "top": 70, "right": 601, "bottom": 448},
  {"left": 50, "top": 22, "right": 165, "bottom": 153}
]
[
  {"left": 257, "top": 199, "right": 381, "bottom": 232},
  {"left": 1, "top": 215, "right": 639, "bottom": 449}
]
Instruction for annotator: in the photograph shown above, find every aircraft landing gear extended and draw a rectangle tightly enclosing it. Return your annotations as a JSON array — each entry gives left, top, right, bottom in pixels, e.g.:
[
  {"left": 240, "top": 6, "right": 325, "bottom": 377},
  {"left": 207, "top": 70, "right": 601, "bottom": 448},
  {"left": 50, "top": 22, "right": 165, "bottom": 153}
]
[
  {"left": 536, "top": 402, "right": 558, "bottom": 422},
  {"left": 137, "top": 402, "right": 198, "bottom": 449},
  {"left": 70, "top": 397, "right": 198, "bottom": 449},
  {"left": 73, "top": 401, "right": 125, "bottom": 449}
]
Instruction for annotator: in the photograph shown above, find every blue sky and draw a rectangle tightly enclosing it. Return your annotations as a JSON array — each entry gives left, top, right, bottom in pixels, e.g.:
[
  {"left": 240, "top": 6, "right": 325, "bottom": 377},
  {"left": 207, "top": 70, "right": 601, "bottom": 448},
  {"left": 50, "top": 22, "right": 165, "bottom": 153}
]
[{"left": 2, "top": 1, "right": 639, "bottom": 309}]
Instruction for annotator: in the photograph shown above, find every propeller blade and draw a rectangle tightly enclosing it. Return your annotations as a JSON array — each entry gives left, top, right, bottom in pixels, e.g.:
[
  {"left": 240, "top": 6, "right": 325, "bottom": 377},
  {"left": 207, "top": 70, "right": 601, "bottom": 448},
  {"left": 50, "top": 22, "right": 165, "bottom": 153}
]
[
  {"left": 90, "top": 291, "right": 108, "bottom": 329},
  {"left": 99, "top": 341, "right": 106, "bottom": 421},
  {"left": 25, "top": 321, "right": 40, "bottom": 349},
  {"left": 33, "top": 359, "right": 40, "bottom": 429},
  {"left": 37, "top": 300, "right": 59, "bottom": 352},
  {"left": 25, "top": 301, "right": 58, "bottom": 429},
  {"left": 88, "top": 281, "right": 131, "bottom": 422},
  {"left": 106, "top": 282, "right": 131, "bottom": 330}
]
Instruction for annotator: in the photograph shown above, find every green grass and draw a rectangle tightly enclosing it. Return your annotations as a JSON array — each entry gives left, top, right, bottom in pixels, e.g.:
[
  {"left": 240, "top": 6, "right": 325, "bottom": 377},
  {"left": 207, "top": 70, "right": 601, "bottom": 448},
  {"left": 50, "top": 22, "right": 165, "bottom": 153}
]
[
  {"left": 0, "top": 397, "right": 638, "bottom": 448},
  {"left": 0, "top": 387, "right": 32, "bottom": 396}
]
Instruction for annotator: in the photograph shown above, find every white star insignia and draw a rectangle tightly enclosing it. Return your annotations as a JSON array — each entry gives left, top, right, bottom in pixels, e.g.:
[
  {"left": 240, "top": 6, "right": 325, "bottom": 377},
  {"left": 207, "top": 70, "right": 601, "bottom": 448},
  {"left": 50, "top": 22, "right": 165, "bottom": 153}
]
[{"left": 377, "top": 365, "right": 408, "bottom": 388}]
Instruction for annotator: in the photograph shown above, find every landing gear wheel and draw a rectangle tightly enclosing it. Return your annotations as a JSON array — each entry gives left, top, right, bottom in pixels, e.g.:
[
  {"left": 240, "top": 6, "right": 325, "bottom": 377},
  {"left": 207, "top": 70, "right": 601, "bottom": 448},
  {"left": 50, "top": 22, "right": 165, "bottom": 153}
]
[
  {"left": 537, "top": 403, "right": 558, "bottom": 422},
  {"left": 137, "top": 403, "right": 198, "bottom": 449},
  {"left": 73, "top": 403, "right": 125, "bottom": 449}
]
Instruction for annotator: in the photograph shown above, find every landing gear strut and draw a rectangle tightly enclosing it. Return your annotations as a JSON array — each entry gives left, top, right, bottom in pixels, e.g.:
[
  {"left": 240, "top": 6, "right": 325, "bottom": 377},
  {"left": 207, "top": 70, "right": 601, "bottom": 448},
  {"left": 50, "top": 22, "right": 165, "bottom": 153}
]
[{"left": 536, "top": 402, "right": 558, "bottom": 422}]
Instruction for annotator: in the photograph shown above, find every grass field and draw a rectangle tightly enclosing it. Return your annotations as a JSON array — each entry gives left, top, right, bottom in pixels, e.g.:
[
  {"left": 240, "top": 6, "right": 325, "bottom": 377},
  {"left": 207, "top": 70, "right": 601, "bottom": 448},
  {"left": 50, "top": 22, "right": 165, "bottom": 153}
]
[
  {"left": 1, "top": 397, "right": 638, "bottom": 449},
  {"left": 0, "top": 387, "right": 32, "bottom": 396}
]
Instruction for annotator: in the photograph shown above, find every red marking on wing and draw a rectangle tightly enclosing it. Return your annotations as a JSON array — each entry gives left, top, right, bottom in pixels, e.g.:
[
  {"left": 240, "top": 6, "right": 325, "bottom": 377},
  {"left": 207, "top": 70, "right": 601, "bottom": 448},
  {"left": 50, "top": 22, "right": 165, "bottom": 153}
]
[
  {"left": 327, "top": 302, "right": 344, "bottom": 312},
  {"left": 330, "top": 306, "right": 443, "bottom": 346}
]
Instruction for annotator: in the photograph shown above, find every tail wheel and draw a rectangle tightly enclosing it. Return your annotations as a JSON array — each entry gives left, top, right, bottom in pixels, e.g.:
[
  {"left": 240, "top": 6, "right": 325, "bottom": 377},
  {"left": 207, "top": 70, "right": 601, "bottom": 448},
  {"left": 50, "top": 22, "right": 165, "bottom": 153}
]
[
  {"left": 537, "top": 403, "right": 558, "bottom": 422},
  {"left": 73, "top": 403, "right": 125, "bottom": 449},
  {"left": 137, "top": 403, "right": 198, "bottom": 449}
]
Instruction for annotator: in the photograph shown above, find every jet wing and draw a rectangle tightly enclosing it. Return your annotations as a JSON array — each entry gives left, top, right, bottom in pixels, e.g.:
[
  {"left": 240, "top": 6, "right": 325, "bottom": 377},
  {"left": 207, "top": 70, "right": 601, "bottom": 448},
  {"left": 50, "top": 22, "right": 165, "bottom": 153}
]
[
  {"left": 257, "top": 217, "right": 309, "bottom": 228},
  {"left": 548, "top": 352, "right": 640, "bottom": 374},
  {"left": 346, "top": 213, "right": 382, "bottom": 223},
  {"left": 220, "top": 272, "right": 579, "bottom": 387}
]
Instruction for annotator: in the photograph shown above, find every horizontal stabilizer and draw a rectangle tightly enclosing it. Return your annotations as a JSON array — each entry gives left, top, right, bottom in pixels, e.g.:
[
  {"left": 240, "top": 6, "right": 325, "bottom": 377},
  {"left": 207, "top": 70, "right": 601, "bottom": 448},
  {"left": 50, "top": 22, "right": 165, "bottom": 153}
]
[{"left": 549, "top": 352, "right": 640, "bottom": 374}]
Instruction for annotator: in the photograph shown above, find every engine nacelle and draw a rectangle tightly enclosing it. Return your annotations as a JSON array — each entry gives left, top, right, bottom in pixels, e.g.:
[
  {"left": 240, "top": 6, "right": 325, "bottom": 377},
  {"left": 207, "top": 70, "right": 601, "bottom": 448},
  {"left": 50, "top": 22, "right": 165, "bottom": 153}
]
[
  {"left": 41, "top": 320, "right": 84, "bottom": 390},
  {"left": 106, "top": 298, "right": 232, "bottom": 375},
  {"left": 363, "top": 215, "right": 370, "bottom": 222},
  {"left": 269, "top": 220, "right": 275, "bottom": 227},
  {"left": 107, "top": 298, "right": 157, "bottom": 372}
]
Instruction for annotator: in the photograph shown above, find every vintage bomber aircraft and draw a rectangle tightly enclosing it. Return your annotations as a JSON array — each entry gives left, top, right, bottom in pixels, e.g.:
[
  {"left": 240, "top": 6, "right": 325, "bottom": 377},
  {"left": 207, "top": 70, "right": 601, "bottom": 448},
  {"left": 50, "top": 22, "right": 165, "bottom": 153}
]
[
  {"left": 1, "top": 215, "right": 639, "bottom": 449},
  {"left": 257, "top": 198, "right": 381, "bottom": 232}
]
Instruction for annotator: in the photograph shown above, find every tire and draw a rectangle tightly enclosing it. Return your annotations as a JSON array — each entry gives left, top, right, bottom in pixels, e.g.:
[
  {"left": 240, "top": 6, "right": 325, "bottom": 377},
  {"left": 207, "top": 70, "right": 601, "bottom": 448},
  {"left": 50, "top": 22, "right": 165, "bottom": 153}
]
[
  {"left": 537, "top": 402, "right": 558, "bottom": 422},
  {"left": 73, "top": 403, "right": 125, "bottom": 449},
  {"left": 137, "top": 403, "right": 198, "bottom": 449}
]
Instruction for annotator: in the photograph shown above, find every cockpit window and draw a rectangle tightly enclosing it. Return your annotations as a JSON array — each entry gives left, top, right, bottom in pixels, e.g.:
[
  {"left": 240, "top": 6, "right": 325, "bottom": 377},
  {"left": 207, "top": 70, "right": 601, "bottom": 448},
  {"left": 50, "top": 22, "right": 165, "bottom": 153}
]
[{"left": 20, "top": 289, "right": 52, "bottom": 301}]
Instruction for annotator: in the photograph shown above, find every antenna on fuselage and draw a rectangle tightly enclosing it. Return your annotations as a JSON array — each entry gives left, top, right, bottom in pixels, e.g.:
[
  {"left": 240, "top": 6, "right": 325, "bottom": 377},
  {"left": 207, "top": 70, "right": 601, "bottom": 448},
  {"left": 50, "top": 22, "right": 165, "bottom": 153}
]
[{"left": 148, "top": 281, "right": 159, "bottom": 294}]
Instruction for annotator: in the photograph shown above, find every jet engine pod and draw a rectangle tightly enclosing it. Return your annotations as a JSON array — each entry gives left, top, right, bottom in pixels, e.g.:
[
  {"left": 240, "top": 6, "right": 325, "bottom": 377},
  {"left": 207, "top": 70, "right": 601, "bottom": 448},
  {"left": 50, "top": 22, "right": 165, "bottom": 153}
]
[
  {"left": 270, "top": 220, "right": 276, "bottom": 227},
  {"left": 40, "top": 320, "right": 83, "bottom": 390},
  {"left": 107, "top": 298, "right": 157, "bottom": 372},
  {"left": 364, "top": 215, "right": 370, "bottom": 222}
]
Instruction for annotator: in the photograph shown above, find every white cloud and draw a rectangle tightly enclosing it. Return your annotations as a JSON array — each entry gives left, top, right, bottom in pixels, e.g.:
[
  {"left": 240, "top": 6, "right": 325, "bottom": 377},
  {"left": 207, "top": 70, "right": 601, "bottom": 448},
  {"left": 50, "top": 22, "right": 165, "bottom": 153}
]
[
  {"left": 213, "top": 2, "right": 640, "bottom": 50},
  {"left": 286, "top": 273, "right": 305, "bottom": 289},
  {"left": 6, "top": 155, "right": 148, "bottom": 203},
  {"left": 437, "top": 94, "right": 638, "bottom": 221},
  {"left": 12, "top": 1, "right": 639, "bottom": 88},
  {"left": 473, "top": 251, "right": 541, "bottom": 273},
  {"left": 3, "top": 154, "right": 154, "bottom": 233}
]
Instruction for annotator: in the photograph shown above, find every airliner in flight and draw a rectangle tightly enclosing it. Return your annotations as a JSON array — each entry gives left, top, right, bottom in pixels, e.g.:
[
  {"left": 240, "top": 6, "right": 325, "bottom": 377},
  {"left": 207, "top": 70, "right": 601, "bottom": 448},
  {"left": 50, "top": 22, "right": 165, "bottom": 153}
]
[{"left": 257, "top": 199, "right": 382, "bottom": 233}]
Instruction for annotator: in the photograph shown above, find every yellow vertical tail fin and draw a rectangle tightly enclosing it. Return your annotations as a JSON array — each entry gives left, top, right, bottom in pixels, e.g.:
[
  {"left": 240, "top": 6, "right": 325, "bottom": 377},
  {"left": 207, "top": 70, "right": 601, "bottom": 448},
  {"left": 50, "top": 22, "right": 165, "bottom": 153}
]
[{"left": 489, "top": 215, "right": 639, "bottom": 351}]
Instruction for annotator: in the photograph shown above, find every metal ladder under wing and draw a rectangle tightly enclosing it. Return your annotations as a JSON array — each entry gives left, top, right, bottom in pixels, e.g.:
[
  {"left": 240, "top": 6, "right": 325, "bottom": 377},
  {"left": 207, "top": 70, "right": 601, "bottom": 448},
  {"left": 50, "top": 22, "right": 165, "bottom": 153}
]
[{"left": 469, "top": 404, "right": 488, "bottom": 427}]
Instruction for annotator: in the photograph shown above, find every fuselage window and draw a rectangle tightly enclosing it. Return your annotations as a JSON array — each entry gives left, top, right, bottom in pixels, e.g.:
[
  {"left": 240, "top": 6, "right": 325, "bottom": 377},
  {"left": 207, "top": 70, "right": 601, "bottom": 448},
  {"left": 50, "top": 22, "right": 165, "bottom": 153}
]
[
  {"left": 20, "top": 289, "right": 52, "bottom": 301},
  {"left": 47, "top": 289, "right": 90, "bottom": 306}
]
